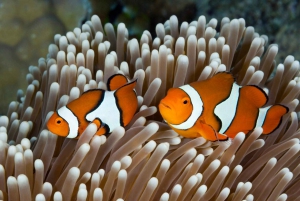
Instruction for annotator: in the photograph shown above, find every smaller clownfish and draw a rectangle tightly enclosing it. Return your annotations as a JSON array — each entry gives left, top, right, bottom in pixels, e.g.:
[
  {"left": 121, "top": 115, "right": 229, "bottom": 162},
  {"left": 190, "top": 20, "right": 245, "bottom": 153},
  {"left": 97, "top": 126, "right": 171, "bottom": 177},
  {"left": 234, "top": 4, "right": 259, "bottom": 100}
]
[
  {"left": 47, "top": 74, "right": 138, "bottom": 138},
  {"left": 159, "top": 72, "right": 289, "bottom": 141}
]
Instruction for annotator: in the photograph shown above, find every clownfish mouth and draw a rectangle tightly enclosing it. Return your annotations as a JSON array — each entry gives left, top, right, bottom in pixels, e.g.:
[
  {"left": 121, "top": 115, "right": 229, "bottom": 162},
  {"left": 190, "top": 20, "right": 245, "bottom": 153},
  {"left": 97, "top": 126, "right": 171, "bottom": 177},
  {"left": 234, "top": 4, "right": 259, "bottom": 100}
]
[{"left": 159, "top": 102, "right": 171, "bottom": 110}]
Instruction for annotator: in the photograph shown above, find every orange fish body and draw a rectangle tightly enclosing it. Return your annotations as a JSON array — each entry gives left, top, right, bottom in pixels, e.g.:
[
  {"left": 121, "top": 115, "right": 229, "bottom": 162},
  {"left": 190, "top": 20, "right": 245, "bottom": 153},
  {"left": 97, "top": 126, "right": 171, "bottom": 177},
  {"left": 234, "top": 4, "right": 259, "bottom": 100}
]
[
  {"left": 159, "top": 72, "right": 289, "bottom": 141},
  {"left": 47, "top": 74, "right": 138, "bottom": 138}
]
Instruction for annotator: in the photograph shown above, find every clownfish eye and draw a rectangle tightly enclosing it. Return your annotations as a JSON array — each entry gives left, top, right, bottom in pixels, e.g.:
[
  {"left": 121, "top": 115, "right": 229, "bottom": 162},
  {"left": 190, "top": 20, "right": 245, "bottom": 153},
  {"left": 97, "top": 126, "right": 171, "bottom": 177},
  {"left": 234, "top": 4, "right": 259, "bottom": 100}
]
[
  {"left": 183, "top": 99, "right": 188, "bottom": 104},
  {"left": 55, "top": 117, "right": 63, "bottom": 125}
]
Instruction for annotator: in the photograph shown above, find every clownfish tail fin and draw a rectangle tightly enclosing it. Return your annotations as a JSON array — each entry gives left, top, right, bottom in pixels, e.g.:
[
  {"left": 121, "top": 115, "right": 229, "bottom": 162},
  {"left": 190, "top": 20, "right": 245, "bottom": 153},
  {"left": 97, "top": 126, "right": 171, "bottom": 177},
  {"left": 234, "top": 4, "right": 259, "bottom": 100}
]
[
  {"left": 261, "top": 104, "right": 289, "bottom": 134},
  {"left": 107, "top": 74, "right": 129, "bottom": 91},
  {"left": 115, "top": 80, "right": 138, "bottom": 126}
]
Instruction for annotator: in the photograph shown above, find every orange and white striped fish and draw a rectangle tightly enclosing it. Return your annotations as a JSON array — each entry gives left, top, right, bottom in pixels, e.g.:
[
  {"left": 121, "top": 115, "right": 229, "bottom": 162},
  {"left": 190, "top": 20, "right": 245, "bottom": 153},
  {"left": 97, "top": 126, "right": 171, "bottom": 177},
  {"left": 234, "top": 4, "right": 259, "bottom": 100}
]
[
  {"left": 159, "top": 72, "right": 289, "bottom": 141},
  {"left": 47, "top": 74, "right": 138, "bottom": 138}
]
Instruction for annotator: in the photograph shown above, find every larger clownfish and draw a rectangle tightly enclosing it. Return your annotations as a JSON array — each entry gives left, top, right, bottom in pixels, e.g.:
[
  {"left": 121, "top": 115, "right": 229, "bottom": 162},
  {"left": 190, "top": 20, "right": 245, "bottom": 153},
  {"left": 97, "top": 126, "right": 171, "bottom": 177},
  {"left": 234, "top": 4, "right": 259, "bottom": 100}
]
[
  {"left": 47, "top": 74, "right": 138, "bottom": 138},
  {"left": 159, "top": 72, "right": 289, "bottom": 141}
]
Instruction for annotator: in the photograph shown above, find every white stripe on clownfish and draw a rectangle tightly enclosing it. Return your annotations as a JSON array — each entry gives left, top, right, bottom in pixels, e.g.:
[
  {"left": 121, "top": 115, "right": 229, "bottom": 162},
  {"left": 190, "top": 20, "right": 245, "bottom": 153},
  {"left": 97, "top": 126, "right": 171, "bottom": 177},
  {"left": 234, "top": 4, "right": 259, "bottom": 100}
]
[
  {"left": 85, "top": 90, "right": 121, "bottom": 133},
  {"left": 169, "top": 84, "right": 203, "bottom": 130},
  {"left": 57, "top": 106, "right": 79, "bottom": 138},
  {"left": 214, "top": 83, "right": 240, "bottom": 133},
  {"left": 256, "top": 105, "right": 272, "bottom": 127}
]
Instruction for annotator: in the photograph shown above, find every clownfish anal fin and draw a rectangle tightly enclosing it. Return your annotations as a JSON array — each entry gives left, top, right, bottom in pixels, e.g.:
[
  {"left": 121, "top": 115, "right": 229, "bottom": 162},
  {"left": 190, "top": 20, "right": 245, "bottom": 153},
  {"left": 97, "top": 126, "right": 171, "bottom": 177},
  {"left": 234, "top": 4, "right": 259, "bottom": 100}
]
[
  {"left": 199, "top": 122, "right": 228, "bottom": 141},
  {"left": 261, "top": 104, "right": 289, "bottom": 134},
  {"left": 216, "top": 132, "right": 229, "bottom": 142},
  {"left": 91, "top": 118, "right": 102, "bottom": 129},
  {"left": 96, "top": 125, "right": 109, "bottom": 136},
  {"left": 107, "top": 74, "right": 129, "bottom": 91},
  {"left": 91, "top": 118, "right": 110, "bottom": 136}
]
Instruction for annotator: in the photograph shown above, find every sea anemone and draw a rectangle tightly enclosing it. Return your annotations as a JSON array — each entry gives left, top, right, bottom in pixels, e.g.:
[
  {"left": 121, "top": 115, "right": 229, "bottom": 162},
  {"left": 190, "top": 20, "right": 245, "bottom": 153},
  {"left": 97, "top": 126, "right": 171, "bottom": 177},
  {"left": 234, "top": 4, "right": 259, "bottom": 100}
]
[{"left": 0, "top": 15, "right": 300, "bottom": 201}]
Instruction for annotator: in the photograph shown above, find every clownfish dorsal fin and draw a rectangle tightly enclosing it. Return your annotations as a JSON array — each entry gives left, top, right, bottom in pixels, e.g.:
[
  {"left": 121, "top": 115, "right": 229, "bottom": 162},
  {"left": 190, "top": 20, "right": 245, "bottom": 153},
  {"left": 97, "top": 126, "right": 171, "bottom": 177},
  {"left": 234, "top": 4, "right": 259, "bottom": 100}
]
[
  {"left": 115, "top": 79, "right": 137, "bottom": 94},
  {"left": 192, "top": 71, "right": 235, "bottom": 95},
  {"left": 190, "top": 71, "right": 235, "bottom": 114},
  {"left": 107, "top": 74, "right": 129, "bottom": 91},
  {"left": 213, "top": 71, "right": 235, "bottom": 83},
  {"left": 240, "top": 85, "right": 268, "bottom": 108}
]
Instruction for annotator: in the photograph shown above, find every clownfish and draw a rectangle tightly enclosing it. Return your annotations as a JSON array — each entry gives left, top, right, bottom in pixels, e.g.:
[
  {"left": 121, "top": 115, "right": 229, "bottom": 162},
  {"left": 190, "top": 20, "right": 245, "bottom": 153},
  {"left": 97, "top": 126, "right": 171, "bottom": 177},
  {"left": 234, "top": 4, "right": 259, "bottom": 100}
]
[
  {"left": 47, "top": 74, "right": 138, "bottom": 138},
  {"left": 159, "top": 72, "right": 289, "bottom": 141}
]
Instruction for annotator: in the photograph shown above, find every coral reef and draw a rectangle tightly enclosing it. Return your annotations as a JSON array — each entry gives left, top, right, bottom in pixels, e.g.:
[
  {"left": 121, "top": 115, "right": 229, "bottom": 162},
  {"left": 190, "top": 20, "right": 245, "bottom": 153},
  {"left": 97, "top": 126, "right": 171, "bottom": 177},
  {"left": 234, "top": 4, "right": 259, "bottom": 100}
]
[{"left": 0, "top": 0, "right": 89, "bottom": 114}]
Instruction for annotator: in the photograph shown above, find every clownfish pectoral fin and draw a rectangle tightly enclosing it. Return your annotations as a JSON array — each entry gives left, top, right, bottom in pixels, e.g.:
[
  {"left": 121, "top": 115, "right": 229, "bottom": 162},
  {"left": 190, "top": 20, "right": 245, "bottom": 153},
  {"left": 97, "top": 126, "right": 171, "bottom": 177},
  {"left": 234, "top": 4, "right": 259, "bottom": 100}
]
[
  {"left": 199, "top": 123, "right": 229, "bottom": 142},
  {"left": 107, "top": 74, "right": 129, "bottom": 91},
  {"left": 261, "top": 104, "right": 289, "bottom": 134}
]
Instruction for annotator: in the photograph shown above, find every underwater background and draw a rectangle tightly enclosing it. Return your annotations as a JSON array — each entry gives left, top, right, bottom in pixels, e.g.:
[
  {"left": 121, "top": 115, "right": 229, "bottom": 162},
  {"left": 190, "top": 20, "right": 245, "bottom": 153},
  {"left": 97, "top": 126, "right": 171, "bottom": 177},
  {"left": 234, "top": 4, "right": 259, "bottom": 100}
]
[{"left": 0, "top": 0, "right": 299, "bottom": 115}]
